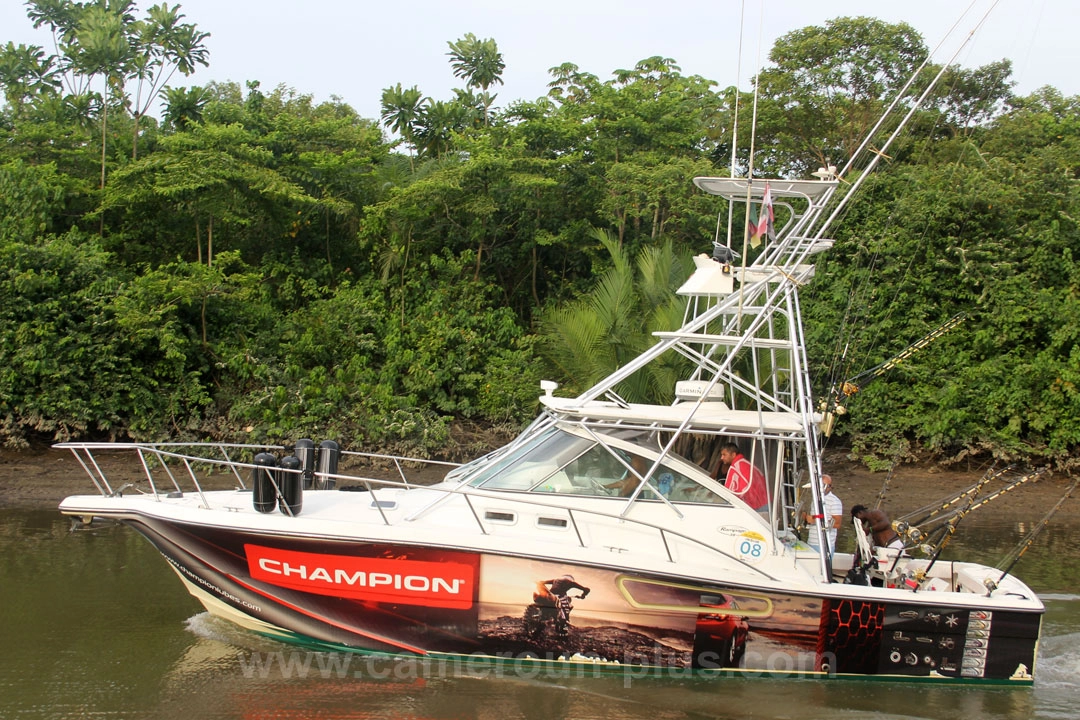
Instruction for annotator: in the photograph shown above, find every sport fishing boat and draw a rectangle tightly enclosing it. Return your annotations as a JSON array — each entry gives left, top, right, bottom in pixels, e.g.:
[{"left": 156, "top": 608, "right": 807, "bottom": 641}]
[
  {"left": 58, "top": 3, "right": 1047, "bottom": 682},
  {"left": 57, "top": 165, "right": 1043, "bottom": 682}
]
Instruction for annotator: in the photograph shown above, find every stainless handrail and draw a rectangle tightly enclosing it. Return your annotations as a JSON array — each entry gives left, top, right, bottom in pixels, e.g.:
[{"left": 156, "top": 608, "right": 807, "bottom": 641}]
[{"left": 56, "top": 441, "right": 777, "bottom": 581}]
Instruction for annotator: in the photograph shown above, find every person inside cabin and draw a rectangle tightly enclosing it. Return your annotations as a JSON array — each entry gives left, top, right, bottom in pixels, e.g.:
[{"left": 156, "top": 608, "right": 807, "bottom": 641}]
[
  {"left": 802, "top": 475, "right": 843, "bottom": 553},
  {"left": 603, "top": 453, "right": 650, "bottom": 497},
  {"left": 851, "top": 504, "right": 904, "bottom": 551},
  {"left": 713, "top": 442, "right": 769, "bottom": 511}
]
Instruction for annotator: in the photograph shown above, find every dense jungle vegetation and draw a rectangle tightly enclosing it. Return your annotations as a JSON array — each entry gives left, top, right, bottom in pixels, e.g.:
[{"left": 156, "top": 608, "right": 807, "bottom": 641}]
[{"left": 1, "top": 3, "right": 1078, "bottom": 468}]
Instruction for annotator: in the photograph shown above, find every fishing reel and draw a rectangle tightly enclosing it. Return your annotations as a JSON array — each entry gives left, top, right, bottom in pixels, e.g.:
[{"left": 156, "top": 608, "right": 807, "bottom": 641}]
[
  {"left": 893, "top": 521, "right": 937, "bottom": 556},
  {"left": 893, "top": 521, "right": 923, "bottom": 544}
]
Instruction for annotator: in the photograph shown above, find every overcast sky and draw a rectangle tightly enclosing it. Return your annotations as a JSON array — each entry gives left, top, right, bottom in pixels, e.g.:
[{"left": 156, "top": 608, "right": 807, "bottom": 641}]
[{"left": 2, "top": 0, "right": 1073, "bottom": 123}]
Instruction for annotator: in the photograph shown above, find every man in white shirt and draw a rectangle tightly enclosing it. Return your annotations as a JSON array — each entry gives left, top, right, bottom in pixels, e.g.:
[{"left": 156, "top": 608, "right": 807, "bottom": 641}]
[{"left": 804, "top": 475, "right": 842, "bottom": 553}]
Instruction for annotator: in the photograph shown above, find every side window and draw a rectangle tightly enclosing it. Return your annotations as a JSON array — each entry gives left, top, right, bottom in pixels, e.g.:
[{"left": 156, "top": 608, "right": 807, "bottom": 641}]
[
  {"left": 534, "top": 445, "right": 634, "bottom": 496},
  {"left": 531, "top": 446, "right": 729, "bottom": 505},
  {"left": 655, "top": 468, "right": 729, "bottom": 505},
  {"left": 473, "top": 429, "right": 581, "bottom": 490}
]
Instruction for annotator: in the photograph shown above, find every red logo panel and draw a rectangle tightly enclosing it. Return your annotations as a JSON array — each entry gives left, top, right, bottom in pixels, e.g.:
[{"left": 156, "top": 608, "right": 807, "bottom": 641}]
[{"left": 245, "top": 544, "right": 475, "bottom": 609}]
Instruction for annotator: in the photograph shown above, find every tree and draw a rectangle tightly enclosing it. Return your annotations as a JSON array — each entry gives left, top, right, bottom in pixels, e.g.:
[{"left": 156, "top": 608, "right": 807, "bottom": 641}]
[
  {"left": 0, "top": 42, "right": 61, "bottom": 117},
  {"left": 446, "top": 33, "right": 504, "bottom": 125},
  {"left": 413, "top": 97, "right": 472, "bottom": 158},
  {"left": 102, "top": 122, "right": 317, "bottom": 265},
  {"left": 127, "top": 2, "right": 210, "bottom": 157},
  {"left": 927, "top": 59, "right": 1014, "bottom": 130},
  {"left": 801, "top": 86, "right": 1080, "bottom": 465},
  {"left": 0, "top": 160, "right": 65, "bottom": 243},
  {"left": 25, "top": 0, "right": 91, "bottom": 97},
  {"left": 160, "top": 83, "right": 207, "bottom": 130},
  {"left": 62, "top": 1, "right": 136, "bottom": 193},
  {"left": 755, "top": 16, "right": 929, "bottom": 175},
  {"left": 538, "top": 228, "right": 690, "bottom": 402},
  {"left": 380, "top": 82, "right": 423, "bottom": 168}
]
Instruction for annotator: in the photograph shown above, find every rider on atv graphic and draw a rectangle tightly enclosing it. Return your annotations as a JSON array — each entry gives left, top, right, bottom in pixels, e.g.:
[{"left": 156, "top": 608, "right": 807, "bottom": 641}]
[{"left": 523, "top": 574, "right": 590, "bottom": 640}]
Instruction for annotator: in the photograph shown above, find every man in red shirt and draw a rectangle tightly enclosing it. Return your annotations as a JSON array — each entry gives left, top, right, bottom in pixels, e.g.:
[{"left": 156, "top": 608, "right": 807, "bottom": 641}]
[{"left": 715, "top": 442, "right": 769, "bottom": 511}]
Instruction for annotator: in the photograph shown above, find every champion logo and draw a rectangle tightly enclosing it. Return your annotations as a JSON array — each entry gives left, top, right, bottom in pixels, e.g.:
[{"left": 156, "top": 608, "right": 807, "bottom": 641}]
[{"left": 245, "top": 544, "right": 475, "bottom": 609}]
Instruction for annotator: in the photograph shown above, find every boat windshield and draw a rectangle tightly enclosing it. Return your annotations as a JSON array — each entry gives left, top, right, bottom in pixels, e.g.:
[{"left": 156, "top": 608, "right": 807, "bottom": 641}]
[{"left": 467, "top": 427, "right": 728, "bottom": 504}]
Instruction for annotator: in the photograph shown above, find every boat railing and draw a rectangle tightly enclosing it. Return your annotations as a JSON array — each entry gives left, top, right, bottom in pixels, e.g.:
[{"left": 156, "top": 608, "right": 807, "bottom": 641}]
[
  {"left": 56, "top": 441, "right": 777, "bottom": 581},
  {"left": 56, "top": 441, "right": 289, "bottom": 507},
  {"left": 316, "top": 467, "right": 779, "bottom": 581},
  {"left": 337, "top": 448, "right": 461, "bottom": 488}
]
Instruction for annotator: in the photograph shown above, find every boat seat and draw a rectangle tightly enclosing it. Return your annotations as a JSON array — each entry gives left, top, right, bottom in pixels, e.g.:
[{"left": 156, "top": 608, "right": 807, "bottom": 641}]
[{"left": 848, "top": 519, "right": 905, "bottom": 586}]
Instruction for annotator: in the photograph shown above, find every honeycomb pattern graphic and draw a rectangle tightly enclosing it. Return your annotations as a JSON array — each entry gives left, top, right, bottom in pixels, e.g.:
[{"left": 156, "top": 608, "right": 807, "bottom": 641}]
[{"left": 819, "top": 598, "right": 885, "bottom": 674}]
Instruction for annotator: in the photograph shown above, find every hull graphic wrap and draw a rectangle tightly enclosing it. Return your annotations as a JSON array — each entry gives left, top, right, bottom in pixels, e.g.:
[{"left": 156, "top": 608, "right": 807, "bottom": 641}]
[{"left": 246, "top": 544, "right": 475, "bottom": 609}]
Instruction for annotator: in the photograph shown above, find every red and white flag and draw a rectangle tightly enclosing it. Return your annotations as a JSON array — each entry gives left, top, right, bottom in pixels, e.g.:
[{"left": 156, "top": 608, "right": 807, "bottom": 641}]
[{"left": 749, "top": 182, "right": 775, "bottom": 248}]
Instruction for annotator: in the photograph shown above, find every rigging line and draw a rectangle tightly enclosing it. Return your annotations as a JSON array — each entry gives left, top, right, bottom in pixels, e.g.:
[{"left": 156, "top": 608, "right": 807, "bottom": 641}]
[
  {"left": 841, "top": 80, "right": 984, "bottom": 388},
  {"left": 815, "top": 0, "right": 1003, "bottom": 246},
  {"left": 735, "top": 0, "right": 767, "bottom": 326},
  {"left": 857, "top": 41, "right": 1004, "bottom": 353},
  {"left": 721, "top": 0, "right": 749, "bottom": 251},
  {"left": 834, "top": 0, "right": 987, "bottom": 182},
  {"left": 826, "top": 1, "right": 1002, "bottom": 388},
  {"left": 820, "top": 59, "right": 960, "bottom": 388}
]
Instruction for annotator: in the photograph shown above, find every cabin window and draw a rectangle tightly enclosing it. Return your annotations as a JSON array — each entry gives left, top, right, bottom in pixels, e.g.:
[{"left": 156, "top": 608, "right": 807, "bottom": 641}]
[
  {"left": 484, "top": 510, "right": 516, "bottom": 524},
  {"left": 537, "top": 516, "right": 569, "bottom": 529},
  {"left": 532, "top": 442, "right": 729, "bottom": 504},
  {"left": 469, "top": 428, "right": 594, "bottom": 491},
  {"left": 465, "top": 427, "right": 728, "bottom": 505}
]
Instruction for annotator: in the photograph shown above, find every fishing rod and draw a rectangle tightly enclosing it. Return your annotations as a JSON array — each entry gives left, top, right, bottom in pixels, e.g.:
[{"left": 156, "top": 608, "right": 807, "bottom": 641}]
[
  {"left": 902, "top": 466, "right": 1049, "bottom": 558},
  {"left": 821, "top": 313, "right": 967, "bottom": 437},
  {"left": 986, "top": 477, "right": 1079, "bottom": 595},
  {"left": 838, "top": 313, "right": 967, "bottom": 400},
  {"left": 910, "top": 466, "right": 1045, "bottom": 587},
  {"left": 934, "top": 467, "right": 1048, "bottom": 522},
  {"left": 912, "top": 479, "right": 989, "bottom": 592},
  {"left": 897, "top": 464, "right": 1012, "bottom": 526}
]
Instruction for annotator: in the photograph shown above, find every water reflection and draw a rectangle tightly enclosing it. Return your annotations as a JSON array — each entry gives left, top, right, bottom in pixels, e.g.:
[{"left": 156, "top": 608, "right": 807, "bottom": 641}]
[{"left": 2, "top": 509, "right": 1078, "bottom": 720}]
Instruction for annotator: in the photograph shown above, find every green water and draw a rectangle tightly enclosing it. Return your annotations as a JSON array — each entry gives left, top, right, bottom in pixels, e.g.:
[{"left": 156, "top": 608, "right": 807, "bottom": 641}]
[{"left": 2, "top": 508, "right": 1078, "bottom": 719}]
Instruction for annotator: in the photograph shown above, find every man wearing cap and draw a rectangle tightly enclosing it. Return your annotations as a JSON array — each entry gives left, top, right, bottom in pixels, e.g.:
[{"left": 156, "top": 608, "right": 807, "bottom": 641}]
[{"left": 803, "top": 475, "right": 842, "bottom": 553}]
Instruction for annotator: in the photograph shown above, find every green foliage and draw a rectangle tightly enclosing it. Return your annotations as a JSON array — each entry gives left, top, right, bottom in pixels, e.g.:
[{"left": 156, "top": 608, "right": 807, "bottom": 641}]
[
  {"left": 229, "top": 258, "right": 539, "bottom": 454},
  {"left": 381, "top": 253, "right": 538, "bottom": 422},
  {"left": 0, "top": 234, "right": 120, "bottom": 445},
  {"left": 0, "top": 159, "right": 65, "bottom": 242},
  {"left": 538, "top": 229, "right": 691, "bottom": 402},
  {"left": 755, "top": 16, "right": 929, "bottom": 175},
  {"left": 803, "top": 89, "right": 1080, "bottom": 466},
  {"left": 0, "top": 236, "right": 258, "bottom": 445},
  {"left": 1, "top": 9, "right": 1079, "bottom": 468}
]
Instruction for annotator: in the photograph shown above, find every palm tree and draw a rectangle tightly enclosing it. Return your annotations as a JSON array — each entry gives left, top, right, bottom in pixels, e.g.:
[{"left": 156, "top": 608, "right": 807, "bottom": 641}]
[
  {"left": 446, "top": 33, "right": 504, "bottom": 125},
  {"left": 380, "top": 83, "right": 423, "bottom": 169},
  {"left": 538, "top": 228, "right": 690, "bottom": 403}
]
